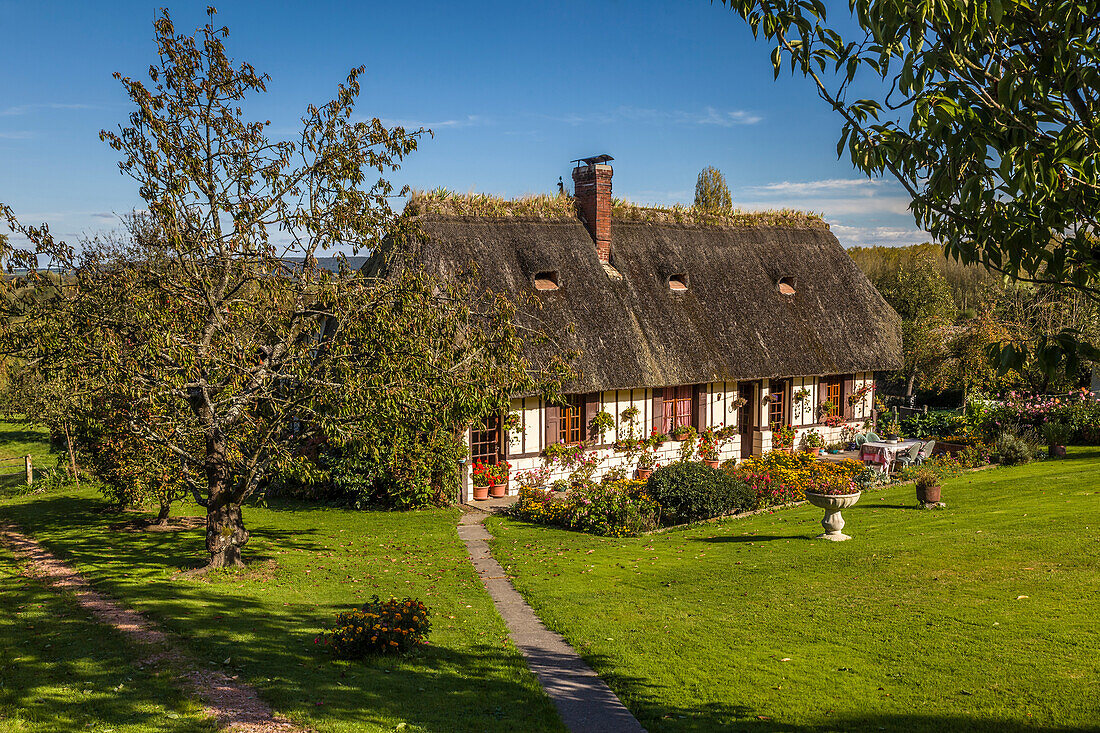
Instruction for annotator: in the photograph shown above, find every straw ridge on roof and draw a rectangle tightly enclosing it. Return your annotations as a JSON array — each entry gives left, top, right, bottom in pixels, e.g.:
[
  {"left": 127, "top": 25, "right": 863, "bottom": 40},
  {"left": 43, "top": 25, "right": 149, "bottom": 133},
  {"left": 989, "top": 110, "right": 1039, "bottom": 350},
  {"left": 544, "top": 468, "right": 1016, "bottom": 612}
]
[{"left": 404, "top": 189, "right": 825, "bottom": 228}]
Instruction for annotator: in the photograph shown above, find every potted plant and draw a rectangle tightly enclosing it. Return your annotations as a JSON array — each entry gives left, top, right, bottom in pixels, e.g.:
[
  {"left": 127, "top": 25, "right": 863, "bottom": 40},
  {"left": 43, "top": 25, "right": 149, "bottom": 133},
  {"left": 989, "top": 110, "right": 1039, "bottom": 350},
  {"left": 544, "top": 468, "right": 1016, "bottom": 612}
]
[
  {"left": 670, "top": 424, "right": 696, "bottom": 442},
  {"left": 470, "top": 459, "right": 493, "bottom": 501},
  {"left": 636, "top": 450, "right": 657, "bottom": 480},
  {"left": 588, "top": 409, "right": 615, "bottom": 442},
  {"left": 804, "top": 473, "right": 862, "bottom": 541},
  {"left": 798, "top": 428, "right": 825, "bottom": 455},
  {"left": 881, "top": 415, "right": 900, "bottom": 442},
  {"left": 1041, "top": 421, "right": 1071, "bottom": 458},
  {"left": 914, "top": 468, "right": 941, "bottom": 505},
  {"left": 647, "top": 429, "right": 669, "bottom": 448},
  {"left": 769, "top": 422, "right": 795, "bottom": 452},
  {"left": 847, "top": 383, "right": 872, "bottom": 408},
  {"left": 817, "top": 400, "right": 836, "bottom": 422}
]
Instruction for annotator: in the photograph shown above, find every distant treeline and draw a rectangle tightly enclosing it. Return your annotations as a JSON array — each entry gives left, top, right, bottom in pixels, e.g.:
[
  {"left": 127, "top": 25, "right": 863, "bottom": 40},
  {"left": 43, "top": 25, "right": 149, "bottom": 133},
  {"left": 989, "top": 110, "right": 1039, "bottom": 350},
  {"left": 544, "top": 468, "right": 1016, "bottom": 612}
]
[{"left": 847, "top": 242, "right": 997, "bottom": 317}]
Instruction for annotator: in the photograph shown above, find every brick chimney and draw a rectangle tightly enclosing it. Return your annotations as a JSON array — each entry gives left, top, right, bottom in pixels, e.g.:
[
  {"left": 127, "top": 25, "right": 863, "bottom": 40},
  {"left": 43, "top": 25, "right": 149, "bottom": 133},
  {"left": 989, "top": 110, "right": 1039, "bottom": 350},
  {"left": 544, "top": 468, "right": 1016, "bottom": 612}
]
[{"left": 572, "top": 155, "right": 614, "bottom": 263}]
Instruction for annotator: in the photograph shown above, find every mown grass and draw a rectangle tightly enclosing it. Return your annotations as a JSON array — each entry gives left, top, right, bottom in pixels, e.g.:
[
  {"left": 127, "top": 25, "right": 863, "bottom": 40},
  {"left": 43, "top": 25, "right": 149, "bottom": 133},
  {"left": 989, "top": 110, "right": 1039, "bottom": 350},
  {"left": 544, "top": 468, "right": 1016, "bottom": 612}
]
[
  {"left": 0, "top": 545, "right": 214, "bottom": 732},
  {"left": 487, "top": 451, "right": 1100, "bottom": 732},
  {"left": 0, "top": 491, "right": 564, "bottom": 732},
  {"left": 0, "top": 420, "right": 53, "bottom": 497}
]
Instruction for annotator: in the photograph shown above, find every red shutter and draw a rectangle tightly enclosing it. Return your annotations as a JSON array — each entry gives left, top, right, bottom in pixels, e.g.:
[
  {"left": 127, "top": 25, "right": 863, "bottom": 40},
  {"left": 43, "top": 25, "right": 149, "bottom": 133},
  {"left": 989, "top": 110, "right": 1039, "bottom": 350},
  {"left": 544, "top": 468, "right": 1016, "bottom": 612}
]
[
  {"left": 545, "top": 404, "right": 560, "bottom": 448},
  {"left": 584, "top": 393, "right": 600, "bottom": 443},
  {"left": 693, "top": 384, "right": 707, "bottom": 432},
  {"left": 651, "top": 387, "right": 664, "bottom": 435}
]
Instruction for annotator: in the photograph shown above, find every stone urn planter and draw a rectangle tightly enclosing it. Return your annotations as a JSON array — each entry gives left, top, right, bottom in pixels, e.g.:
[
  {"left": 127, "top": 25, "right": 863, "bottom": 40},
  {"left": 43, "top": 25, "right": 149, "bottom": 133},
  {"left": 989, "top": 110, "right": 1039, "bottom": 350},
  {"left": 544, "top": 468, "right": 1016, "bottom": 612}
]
[
  {"left": 489, "top": 480, "right": 507, "bottom": 499},
  {"left": 804, "top": 491, "right": 862, "bottom": 541},
  {"left": 472, "top": 484, "right": 489, "bottom": 501}
]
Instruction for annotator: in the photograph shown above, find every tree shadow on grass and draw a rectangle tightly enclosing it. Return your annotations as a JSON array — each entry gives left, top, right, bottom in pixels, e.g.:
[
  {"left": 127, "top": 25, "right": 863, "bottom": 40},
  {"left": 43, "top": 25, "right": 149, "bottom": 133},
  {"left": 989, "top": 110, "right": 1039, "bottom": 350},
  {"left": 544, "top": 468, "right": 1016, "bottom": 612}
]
[{"left": 1, "top": 493, "right": 565, "bottom": 732}]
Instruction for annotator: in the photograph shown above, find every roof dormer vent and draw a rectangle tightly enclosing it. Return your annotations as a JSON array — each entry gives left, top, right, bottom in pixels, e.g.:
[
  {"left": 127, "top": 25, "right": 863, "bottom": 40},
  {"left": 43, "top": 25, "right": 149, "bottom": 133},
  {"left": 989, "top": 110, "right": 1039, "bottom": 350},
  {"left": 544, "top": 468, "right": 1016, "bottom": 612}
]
[
  {"left": 668, "top": 274, "right": 689, "bottom": 291},
  {"left": 534, "top": 270, "right": 560, "bottom": 291},
  {"left": 777, "top": 276, "right": 797, "bottom": 296}
]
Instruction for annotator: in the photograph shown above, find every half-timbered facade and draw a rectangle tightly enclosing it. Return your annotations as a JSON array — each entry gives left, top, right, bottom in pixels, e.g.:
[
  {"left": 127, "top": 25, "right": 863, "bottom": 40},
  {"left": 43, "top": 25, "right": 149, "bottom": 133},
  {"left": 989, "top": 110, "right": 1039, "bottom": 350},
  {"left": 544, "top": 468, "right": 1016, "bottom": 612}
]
[{"left": 371, "top": 157, "right": 902, "bottom": 501}]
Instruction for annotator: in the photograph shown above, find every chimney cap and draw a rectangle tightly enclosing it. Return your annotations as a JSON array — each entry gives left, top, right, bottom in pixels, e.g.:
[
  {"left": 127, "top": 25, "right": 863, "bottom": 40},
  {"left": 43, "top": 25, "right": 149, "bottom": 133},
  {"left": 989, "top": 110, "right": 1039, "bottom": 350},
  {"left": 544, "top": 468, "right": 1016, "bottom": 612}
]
[{"left": 572, "top": 154, "right": 614, "bottom": 167}]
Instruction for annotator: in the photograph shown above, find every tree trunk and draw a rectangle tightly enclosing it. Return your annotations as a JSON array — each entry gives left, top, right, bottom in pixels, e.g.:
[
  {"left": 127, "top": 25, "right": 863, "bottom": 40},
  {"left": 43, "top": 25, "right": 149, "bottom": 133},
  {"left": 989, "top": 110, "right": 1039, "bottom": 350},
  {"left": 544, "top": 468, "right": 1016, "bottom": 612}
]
[
  {"left": 155, "top": 500, "right": 171, "bottom": 526},
  {"left": 63, "top": 420, "right": 79, "bottom": 486},
  {"left": 905, "top": 372, "right": 916, "bottom": 399},
  {"left": 204, "top": 438, "right": 248, "bottom": 568}
]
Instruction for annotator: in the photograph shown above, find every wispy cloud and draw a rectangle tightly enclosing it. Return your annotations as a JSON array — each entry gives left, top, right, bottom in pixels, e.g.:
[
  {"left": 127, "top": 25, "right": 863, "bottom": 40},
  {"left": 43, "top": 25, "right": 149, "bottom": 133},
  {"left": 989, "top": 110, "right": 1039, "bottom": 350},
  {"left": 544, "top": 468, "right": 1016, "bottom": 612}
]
[
  {"left": 747, "top": 178, "right": 883, "bottom": 196},
  {"left": 828, "top": 222, "right": 929, "bottom": 248},
  {"left": 380, "top": 114, "right": 488, "bottom": 130},
  {"left": 547, "top": 105, "right": 763, "bottom": 127},
  {"left": 0, "top": 102, "right": 94, "bottom": 117},
  {"left": 0, "top": 131, "right": 34, "bottom": 139}
]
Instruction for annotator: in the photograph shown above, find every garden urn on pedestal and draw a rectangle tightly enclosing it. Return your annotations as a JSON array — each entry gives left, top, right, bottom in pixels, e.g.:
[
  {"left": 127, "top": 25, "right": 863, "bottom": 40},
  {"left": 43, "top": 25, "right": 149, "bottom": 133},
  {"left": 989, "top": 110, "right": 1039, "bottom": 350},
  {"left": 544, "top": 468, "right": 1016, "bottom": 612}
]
[{"left": 804, "top": 491, "right": 862, "bottom": 541}]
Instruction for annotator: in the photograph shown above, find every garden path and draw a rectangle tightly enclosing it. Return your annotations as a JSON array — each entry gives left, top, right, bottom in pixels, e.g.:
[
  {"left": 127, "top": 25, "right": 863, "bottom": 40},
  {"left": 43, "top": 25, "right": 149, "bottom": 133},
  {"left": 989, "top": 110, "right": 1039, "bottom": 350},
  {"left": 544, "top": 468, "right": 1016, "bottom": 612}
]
[
  {"left": 457, "top": 508, "right": 646, "bottom": 733},
  {"left": 0, "top": 522, "right": 306, "bottom": 733}
]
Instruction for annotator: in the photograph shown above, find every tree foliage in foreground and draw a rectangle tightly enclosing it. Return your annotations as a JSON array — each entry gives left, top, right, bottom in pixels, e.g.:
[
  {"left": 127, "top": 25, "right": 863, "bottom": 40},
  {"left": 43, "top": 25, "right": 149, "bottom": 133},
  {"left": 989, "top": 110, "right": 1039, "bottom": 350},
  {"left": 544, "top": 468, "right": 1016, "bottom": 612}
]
[
  {"left": 0, "top": 9, "right": 566, "bottom": 567},
  {"left": 720, "top": 0, "right": 1100, "bottom": 370}
]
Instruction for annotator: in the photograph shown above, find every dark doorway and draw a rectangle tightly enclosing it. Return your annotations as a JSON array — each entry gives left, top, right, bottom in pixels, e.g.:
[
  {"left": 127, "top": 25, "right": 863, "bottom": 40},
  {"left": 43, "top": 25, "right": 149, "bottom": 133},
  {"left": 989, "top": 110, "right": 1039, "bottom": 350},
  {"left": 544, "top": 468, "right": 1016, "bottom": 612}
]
[{"left": 738, "top": 381, "right": 756, "bottom": 459}]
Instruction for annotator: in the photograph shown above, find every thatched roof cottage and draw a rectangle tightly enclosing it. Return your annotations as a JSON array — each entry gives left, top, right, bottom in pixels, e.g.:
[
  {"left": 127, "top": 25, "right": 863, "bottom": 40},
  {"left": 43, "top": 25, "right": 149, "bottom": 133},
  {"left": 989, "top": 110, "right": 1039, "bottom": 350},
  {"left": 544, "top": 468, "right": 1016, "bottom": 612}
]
[{"left": 375, "top": 157, "right": 901, "bottom": 501}]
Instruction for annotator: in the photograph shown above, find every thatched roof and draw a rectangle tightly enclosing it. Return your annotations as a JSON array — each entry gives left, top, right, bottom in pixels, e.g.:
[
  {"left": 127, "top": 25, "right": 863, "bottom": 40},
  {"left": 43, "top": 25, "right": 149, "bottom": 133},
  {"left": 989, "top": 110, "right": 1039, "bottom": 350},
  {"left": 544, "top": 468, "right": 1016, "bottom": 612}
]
[{"left": 369, "top": 214, "right": 902, "bottom": 393}]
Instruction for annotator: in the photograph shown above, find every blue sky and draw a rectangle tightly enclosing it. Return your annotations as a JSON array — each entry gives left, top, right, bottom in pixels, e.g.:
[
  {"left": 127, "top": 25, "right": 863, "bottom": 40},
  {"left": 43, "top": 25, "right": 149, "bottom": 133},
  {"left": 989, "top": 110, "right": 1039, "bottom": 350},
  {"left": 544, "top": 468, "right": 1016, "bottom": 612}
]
[{"left": 0, "top": 0, "right": 926, "bottom": 250}]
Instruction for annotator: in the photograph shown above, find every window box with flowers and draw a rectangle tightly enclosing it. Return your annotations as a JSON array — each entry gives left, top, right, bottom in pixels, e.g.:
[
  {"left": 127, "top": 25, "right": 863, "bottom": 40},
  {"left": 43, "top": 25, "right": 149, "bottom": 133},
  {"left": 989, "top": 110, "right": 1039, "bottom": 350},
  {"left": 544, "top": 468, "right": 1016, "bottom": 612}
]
[{"left": 471, "top": 460, "right": 510, "bottom": 500}]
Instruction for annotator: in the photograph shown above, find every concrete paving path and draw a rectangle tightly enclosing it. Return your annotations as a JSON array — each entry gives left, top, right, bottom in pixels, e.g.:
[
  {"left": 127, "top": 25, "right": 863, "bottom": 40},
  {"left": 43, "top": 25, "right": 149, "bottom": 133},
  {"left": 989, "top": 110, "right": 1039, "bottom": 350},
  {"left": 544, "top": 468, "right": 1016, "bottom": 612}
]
[{"left": 457, "top": 510, "right": 646, "bottom": 733}]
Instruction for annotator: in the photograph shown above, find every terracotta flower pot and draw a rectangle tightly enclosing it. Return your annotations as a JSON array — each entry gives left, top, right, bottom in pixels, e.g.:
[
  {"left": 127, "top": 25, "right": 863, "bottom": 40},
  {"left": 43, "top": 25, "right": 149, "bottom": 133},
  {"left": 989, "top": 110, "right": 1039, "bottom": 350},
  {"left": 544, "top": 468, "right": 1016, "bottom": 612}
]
[
  {"left": 1050, "top": 445, "right": 1067, "bottom": 457},
  {"left": 703, "top": 459, "right": 720, "bottom": 469},
  {"left": 916, "top": 484, "right": 941, "bottom": 503},
  {"left": 472, "top": 485, "right": 489, "bottom": 501},
  {"left": 804, "top": 491, "right": 862, "bottom": 541},
  {"left": 636, "top": 468, "right": 653, "bottom": 480},
  {"left": 489, "top": 480, "right": 507, "bottom": 498}
]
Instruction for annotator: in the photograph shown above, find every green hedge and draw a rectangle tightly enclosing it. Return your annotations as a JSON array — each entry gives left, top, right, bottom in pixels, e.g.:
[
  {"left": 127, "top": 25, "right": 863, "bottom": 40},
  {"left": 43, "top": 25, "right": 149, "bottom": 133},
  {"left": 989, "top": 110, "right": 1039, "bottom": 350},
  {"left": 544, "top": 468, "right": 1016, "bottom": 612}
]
[{"left": 646, "top": 462, "right": 753, "bottom": 525}]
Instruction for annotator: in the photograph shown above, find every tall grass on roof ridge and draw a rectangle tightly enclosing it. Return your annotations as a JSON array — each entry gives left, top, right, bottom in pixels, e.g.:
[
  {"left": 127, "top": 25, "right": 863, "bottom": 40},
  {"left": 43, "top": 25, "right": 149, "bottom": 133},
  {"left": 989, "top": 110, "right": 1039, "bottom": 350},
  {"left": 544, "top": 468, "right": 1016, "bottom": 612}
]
[{"left": 405, "top": 188, "right": 824, "bottom": 227}]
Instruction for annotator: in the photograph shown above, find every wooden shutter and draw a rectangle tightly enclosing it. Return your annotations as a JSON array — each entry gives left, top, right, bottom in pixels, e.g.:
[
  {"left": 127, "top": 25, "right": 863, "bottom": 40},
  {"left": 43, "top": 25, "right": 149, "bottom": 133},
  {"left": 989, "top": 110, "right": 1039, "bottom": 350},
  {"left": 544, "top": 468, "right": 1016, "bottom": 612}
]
[
  {"left": 651, "top": 387, "right": 664, "bottom": 435},
  {"left": 584, "top": 393, "right": 600, "bottom": 443},
  {"left": 501, "top": 413, "right": 510, "bottom": 458},
  {"left": 544, "top": 404, "right": 560, "bottom": 449},
  {"left": 693, "top": 384, "right": 707, "bottom": 432},
  {"left": 842, "top": 374, "right": 855, "bottom": 420}
]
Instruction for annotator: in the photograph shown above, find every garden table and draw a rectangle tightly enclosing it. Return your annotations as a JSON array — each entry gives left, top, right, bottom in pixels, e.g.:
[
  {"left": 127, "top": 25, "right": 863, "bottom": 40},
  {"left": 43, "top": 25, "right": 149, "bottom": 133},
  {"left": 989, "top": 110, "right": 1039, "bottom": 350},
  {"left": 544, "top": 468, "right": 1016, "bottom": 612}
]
[{"left": 860, "top": 439, "right": 922, "bottom": 473}]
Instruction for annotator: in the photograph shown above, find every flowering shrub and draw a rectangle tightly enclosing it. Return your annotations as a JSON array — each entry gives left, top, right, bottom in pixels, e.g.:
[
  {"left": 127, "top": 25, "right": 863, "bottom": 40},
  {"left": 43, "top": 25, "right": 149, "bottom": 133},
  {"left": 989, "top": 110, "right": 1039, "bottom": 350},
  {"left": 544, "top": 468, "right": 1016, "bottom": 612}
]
[
  {"left": 897, "top": 453, "right": 964, "bottom": 482},
  {"left": 317, "top": 596, "right": 430, "bottom": 658},
  {"left": 770, "top": 422, "right": 795, "bottom": 450},
  {"left": 508, "top": 480, "right": 657, "bottom": 536},
  {"left": 515, "top": 466, "right": 551, "bottom": 490}
]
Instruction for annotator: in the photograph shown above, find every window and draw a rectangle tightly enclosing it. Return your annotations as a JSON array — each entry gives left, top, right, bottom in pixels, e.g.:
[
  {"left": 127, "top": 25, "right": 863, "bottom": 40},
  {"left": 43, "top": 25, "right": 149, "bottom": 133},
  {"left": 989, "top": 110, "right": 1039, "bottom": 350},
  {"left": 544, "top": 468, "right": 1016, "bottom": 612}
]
[
  {"left": 824, "top": 377, "right": 842, "bottom": 418},
  {"left": 777, "top": 276, "right": 797, "bottom": 295},
  {"left": 768, "top": 379, "right": 788, "bottom": 426},
  {"left": 662, "top": 385, "right": 693, "bottom": 433},
  {"left": 668, "top": 274, "right": 688, "bottom": 291},
  {"left": 533, "top": 271, "right": 559, "bottom": 290},
  {"left": 471, "top": 416, "right": 500, "bottom": 465},
  {"left": 559, "top": 395, "right": 584, "bottom": 444}
]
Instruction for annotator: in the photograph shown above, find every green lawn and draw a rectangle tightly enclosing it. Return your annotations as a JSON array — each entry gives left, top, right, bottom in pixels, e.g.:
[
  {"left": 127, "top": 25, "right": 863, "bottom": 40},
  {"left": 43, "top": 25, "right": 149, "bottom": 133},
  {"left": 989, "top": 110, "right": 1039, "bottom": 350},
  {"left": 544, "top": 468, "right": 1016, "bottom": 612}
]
[
  {"left": 0, "top": 489, "right": 564, "bottom": 732},
  {"left": 487, "top": 451, "right": 1100, "bottom": 732},
  {"left": 0, "top": 546, "right": 214, "bottom": 732},
  {"left": 0, "top": 420, "right": 53, "bottom": 497}
]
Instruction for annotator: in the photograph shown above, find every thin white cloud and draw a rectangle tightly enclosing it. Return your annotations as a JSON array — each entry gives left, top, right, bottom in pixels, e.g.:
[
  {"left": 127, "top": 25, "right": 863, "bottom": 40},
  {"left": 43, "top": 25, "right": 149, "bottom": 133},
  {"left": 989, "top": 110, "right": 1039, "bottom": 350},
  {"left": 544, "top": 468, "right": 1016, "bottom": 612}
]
[
  {"left": 548, "top": 105, "right": 763, "bottom": 127},
  {"left": 736, "top": 196, "right": 912, "bottom": 217},
  {"left": 0, "top": 131, "right": 34, "bottom": 139},
  {"left": 828, "top": 222, "right": 929, "bottom": 248},
  {"left": 0, "top": 103, "right": 94, "bottom": 117},
  {"left": 380, "top": 114, "right": 487, "bottom": 130},
  {"left": 748, "top": 178, "right": 883, "bottom": 195}
]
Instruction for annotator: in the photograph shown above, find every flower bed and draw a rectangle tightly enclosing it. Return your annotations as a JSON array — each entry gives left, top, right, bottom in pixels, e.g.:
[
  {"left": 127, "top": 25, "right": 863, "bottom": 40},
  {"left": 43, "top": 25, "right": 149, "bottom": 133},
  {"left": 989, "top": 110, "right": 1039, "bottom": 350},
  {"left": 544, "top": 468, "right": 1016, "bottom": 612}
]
[
  {"left": 508, "top": 479, "right": 658, "bottom": 537},
  {"left": 726, "top": 451, "right": 878, "bottom": 507},
  {"left": 317, "top": 596, "right": 431, "bottom": 658}
]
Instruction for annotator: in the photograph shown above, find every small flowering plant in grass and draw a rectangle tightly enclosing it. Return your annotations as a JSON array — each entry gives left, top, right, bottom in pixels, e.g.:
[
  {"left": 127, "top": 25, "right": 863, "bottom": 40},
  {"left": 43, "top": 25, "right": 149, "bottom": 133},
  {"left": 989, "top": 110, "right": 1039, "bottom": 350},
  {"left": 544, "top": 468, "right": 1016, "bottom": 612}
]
[{"left": 317, "top": 596, "right": 431, "bottom": 658}]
